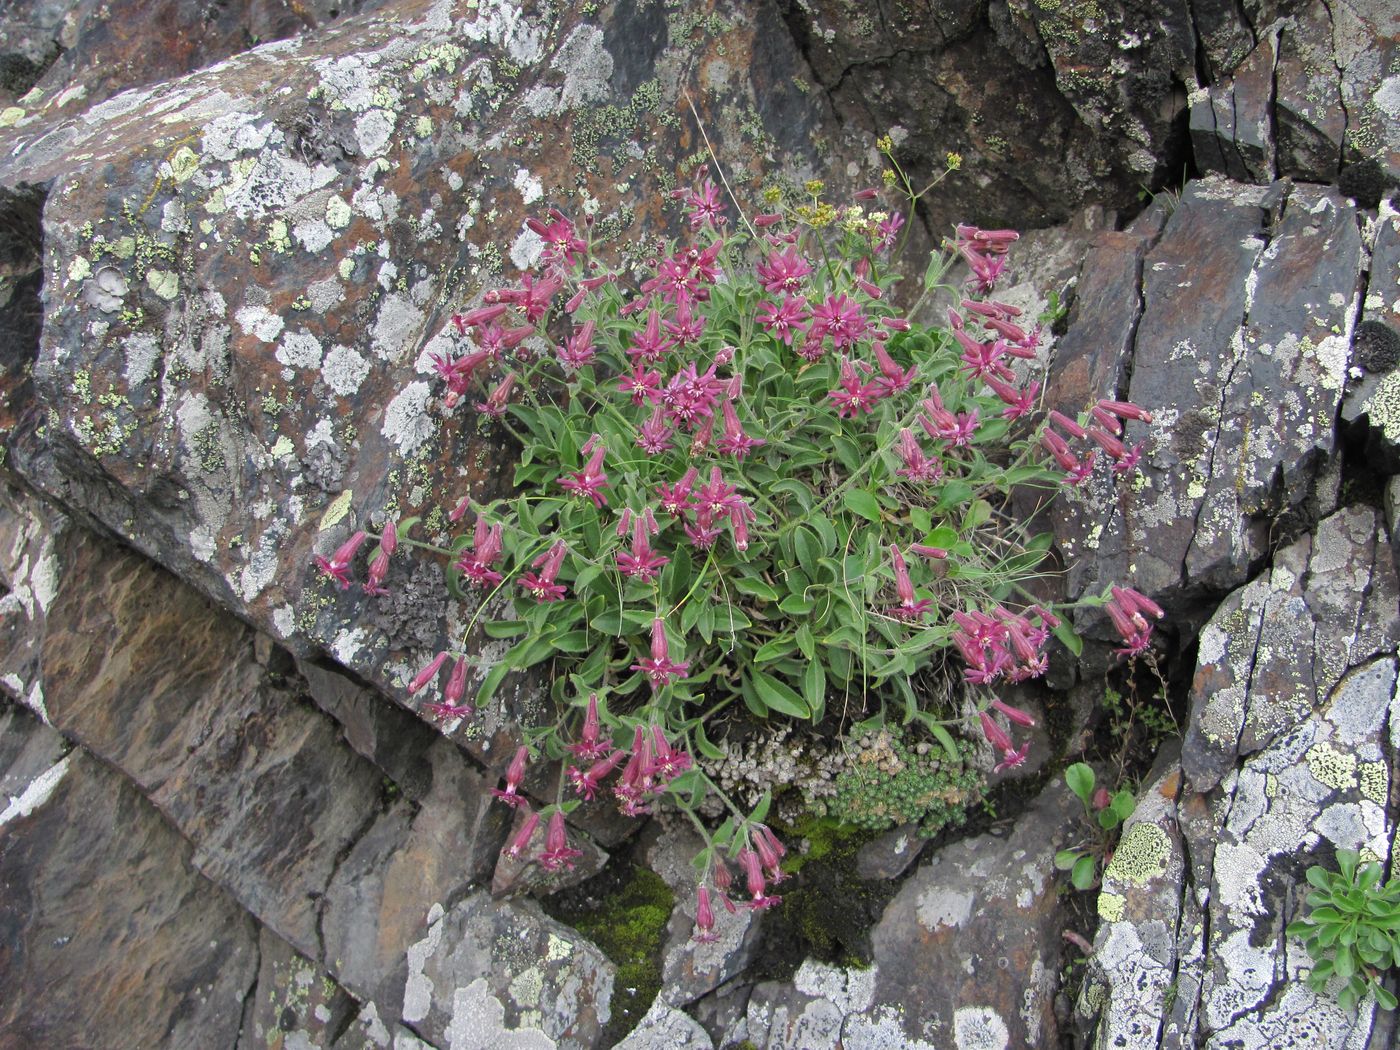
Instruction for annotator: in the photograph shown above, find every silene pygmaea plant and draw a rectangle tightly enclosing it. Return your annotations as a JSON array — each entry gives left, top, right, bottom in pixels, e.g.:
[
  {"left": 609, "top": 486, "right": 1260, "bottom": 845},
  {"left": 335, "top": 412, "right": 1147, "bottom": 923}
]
[
  {"left": 1055, "top": 761, "right": 1136, "bottom": 891},
  {"left": 1287, "top": 849, "right": 1400, "bottom": 1012},
  {"left": 312, "top": 137, "right": 1164, "bottom": 934}
]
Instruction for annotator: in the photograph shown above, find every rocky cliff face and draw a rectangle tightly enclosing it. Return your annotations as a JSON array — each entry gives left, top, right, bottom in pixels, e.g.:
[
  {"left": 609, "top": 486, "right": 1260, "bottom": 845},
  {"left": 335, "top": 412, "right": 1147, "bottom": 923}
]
[{"left": 1, "top": 1, "right": 1398, "bottom": 1048}]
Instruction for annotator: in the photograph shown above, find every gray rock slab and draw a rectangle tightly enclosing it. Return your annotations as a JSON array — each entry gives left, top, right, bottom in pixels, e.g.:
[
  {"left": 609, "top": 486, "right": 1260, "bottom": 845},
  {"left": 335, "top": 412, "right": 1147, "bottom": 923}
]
[
  {"left": 1054, "top": 177, "right": 1360, "bottom": 615},
  {"left": 0, "top": 721, "right": 258, "bottom": 1048}
]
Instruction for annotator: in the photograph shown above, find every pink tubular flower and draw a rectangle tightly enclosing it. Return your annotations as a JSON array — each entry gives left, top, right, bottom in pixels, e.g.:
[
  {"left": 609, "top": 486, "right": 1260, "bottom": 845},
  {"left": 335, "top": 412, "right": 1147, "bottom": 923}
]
[
  {"left": 1112, "top": 585, "right": 1164, "bottom": 621},
  {"left": 456, "top": 515, "right": 505, "bottom": 587},
  {"left": 828, "top": 357, "right": 880, "bottom": 419},
  {"left": 504, "top": 807, "right": 541, "bottom": 859},
  {"left": 560, "top": 445, "right": 610, "bottom": 508},
  {"left": 717, "top": 401, "right": 765, "bottom": 461},
  {"left": 875, "top": 211, "right": 904, "bottom": 252},
  {"left": 979, "top": 710, "right": 1015, "bottom": 753},
  {"left": 518, "top": 540, "right": 568, "bottom": 602},
  {"left": 557, "top": 320, "right": 597, "bottom": 370},
  {"left": 685, "top": 174, "right": 727, "bottom": 229},
  {"left": 315, "top": 530, "right": 368, "bottom": 589},
  {"left": 539, "top": 810, "right": 584, "bottom": 872},
  {"left": 991, "top": 697, "right": 1037, "bottom": 727},
  {"left": 810, "top": 293, "right": 868, "bottom": 351},
  {"left": 647, "top": 724, "right": 692, "bottom": 782},
  {"left": 636, "top": 405, "right": 675, "bottom": 456},
  {"left": 475, "top": 373, "right": 517, "bottom": 416},
  {"left": 632, "top": 617, "right": 689, "bottom": 692},
  {"left": 616, "top": 515, "right": 669, "bottom": 582},
  {"left": 567, "top": 693, "right": 611, "bottom": 762},
  {"left": 618, "top": 360, "right": 663, "bottom": 406},
  {"left": 1097, "top": 398, "right": 1153, "bottom": 424},
  {"left": 738, "top": 847, "right": 782, "bottom": 910},
  {"left": 693, "top": 886, "right": 719, "bottom": 943},
  {"left": 753, "top": 824, "right": 787, "bottom": 883},
  {"left": 567, "top": 749, "right": 627, "bottom": 801},
  {"left": 407, "top": 651, "right": 450, "bottom": 694},
  {"left": 492, "top": 746, "right": 530, "bottom": 807},
  {"left": 1048, "top": 410, "right": 1087, "bottom": 440},
  {"left": 896, "top": 428, "right": 943, "bottom": 483},
  {"left": 657, "top": 468, "right": 698, "bottom": 518},
  {"left": 436, "top": 656, "right": 472, "bottom": 718},
  {"left": 526, "top": 209, "right": 587, "bottom": 266},
  {"left": 362, "top": 548, "right": 391, "bottom": 596},
  {"left": 994, "top": 741, "right": 1031, "bottom": 773},
  {"left": 873, "top": 343, "right": 917, "bottom": 396},
  {"left": 628, "top": 309, "right": 672, "bottom": 363},
  {"left": 887, "top": 545, "right": 934, "bottom": 620}
]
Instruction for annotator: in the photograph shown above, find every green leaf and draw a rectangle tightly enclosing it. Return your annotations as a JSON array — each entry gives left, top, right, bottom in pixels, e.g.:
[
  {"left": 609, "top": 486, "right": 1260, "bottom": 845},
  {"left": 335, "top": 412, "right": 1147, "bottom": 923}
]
[
  {"left": 749, "top": 670, "right": 810, "bottom": 719},
  {"left": 713, "top": 606, "right": 752, "bottom": 633},
  {"left": 802, "top": 659, "right": 826, "bottom": 719},
  {"left": 795, "top": 624, "right": 816, "bottom": 660},
  {"left": 1065, "top": 762, "right": 1096, "bottom": 804},
  {"left": 1052, "top": 621, "right": 1084, "bottom": 658},
  {"left": 780, "top": 595, "right": 815, "bottom": 616},
  {"left": 754, "top": 636, "right": 796, "bottom": 663},
  {"left": 482, "top": 620, "right": 528, "bottom": 639},
  {"left": 475, "top": 663, "right": 509, "bottom": 707},
  {"left": 842, "top": 489, "right": 882, "bottom": 523},
  {"left": 750, "top": 789, "right": 773, "bottom": 825},
  {"left": 1110, "top": 790, "right": 1136, "bottom": 822},
  {"left": 1071, "top": 854, "right": 1098, "bottom": 890},
  {"left": 1055, "top": 849, "right": 1083, "bottom": 871},
  {"left": 693, "top": 721, "right": 726, "bottom": 762},
  {"left": 928, "top": 722, "right": 962, "bottom": 764},
  {"left": 734, "top": 577, "right": 781, "bottom": 602}
]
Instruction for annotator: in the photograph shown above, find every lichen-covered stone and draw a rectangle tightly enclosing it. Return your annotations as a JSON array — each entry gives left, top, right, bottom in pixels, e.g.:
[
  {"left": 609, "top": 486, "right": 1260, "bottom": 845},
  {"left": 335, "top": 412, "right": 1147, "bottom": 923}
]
[
  {"left": 398, "top": 890, "right": 614, "bottom": 1049},
  {"left": 743, "top": 777, "right": 1078, "bottom": 1049},
  {"left": 1052, "top": 177, "right": 1361, "bottom": 615},
  {"left": 1182, "top": 505, "right": 1400, "bottom": 790}
]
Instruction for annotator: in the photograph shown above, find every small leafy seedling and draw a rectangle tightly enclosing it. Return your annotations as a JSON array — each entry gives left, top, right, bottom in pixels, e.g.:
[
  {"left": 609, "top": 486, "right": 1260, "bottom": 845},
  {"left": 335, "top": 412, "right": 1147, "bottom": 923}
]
[
  {"left": 1287, "top": 849, "right": 1400, "bottom": 1012},
  {"left": 1054, "top": 762, "right": 1135, "bottom": 891}
]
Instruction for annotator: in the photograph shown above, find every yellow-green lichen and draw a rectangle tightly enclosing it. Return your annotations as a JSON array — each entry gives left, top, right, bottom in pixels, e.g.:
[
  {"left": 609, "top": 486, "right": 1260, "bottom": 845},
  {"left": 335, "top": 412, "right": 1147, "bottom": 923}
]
[
  {"left": 1307, "top": 742, "right": 1356, "bottom": 791},
  {"left": 1359, "top": 761, "right": 1387, "bottom": 805},
  {"left": 1104, "top": 822, "right": 1170, "bottom": 887},
  {"left": 319, "top": 489, "right": 354, "bottom": 532},
  {"left": 1097, "top": 890, "right": 1125, "bottom": 922}
]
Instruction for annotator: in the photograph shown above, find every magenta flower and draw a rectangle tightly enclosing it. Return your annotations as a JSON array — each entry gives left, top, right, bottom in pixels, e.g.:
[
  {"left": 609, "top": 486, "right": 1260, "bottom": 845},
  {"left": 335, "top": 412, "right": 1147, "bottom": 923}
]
[
  {"left": 567, "top": 749, "right": 626, "bottom": 801},
  {"left": 887, "top": 545, "right": 934, "bottom": 620},
  {"left": 617, "top": 361, "right": 663, "bottom": 405},
  {"left": 636, "top": 406, "right": 675, "bottom": 456},
  {"left": 526, "top": 209, "right": 587, "bottom": 266},
  {"left": 539, "top": 810, "right": 585, "bottom": 872},
  {"left": 694, "top": 467, "right": 745, "bottom": 524},
  {"left": 475, "top": 373, "right": 517, "bottom": 417},
  {"left": 985, "top": 375, "right": 1040, "bottom": 420},
  {"left": 646, "top": 724, "right": 692, "bottom": 782},
  {"left": 693, "top": 886, "right": 720, "bottom": 943},
  {"left": 491, "top": 745, "right": 531, "bottom": 808},
  {"left": 872, "top": 343, "right": 916, "bottom": 396},
  {"left": 566, "top": 693, "right": 611, "bottom": 762},
  {"left": 684, "top": 174, "right": 727, "bottom": 229},
  {"left": 656, "top": 468, "right": 698, "bottom": 517},
  {"left": 1096, "top": 398, "right": 1153, "bottom": 424},
  {"left": 828, "top": 358, "right": 880, "bottom": 419},
  {"left": 504, "top": 807, "right": 541, "bottom": 859},
  {"left": 810, "top": 293, "right": 867, "bottom": 351},
  {"left": 362, "top": 549, "right": 391, "bottom": 596},
  {"left": 407, "top": 651, "right": 450, "bottom": 694},
  {"left": 518, "top": 540, "right": 568, "bottom": 602},
  {"left": 756, "top": 248, "right": 813, "bottom": 294},
  {"left": 991, "top": 697, "right": 1037, "bottom": 727},
  {"left": 979, "top": 710, "right": 1014, "bottom": 753},
  {"left": 632, "top": 617, "right": 689, "bottom": 692},
  {"left": 717, "top": 401, "right": 765, "bottom": 461},
  {"left": 628, "top": 309, "right": 672, "bottom": 363},
  {"left": 895, "top": 428, "right": 942, "bottom": 482},
  {"left": 315, "top": 530, "right": 368, "bottom": 589},
  {"left": 455, "top": 516, "right": 504, "bottom": 587},
  {"left": 616, "top": 515, "right": 670, "bottom": 582},
  {"left": 738, "top": 847, "right": 782, "bottom": 910},
  {"left": 560, "top": 445, "right": 610, "bottom": 508},
  {"left": 875, "top": 211, "right": 904, "bottom": 252},
  {"left": 752, "top": 824, "right": 787, "bottom": 883},
  {"left": 557, "top": 320, "right": 597, "bottom": 370},
  {"left": 663, "top": 300, "right": 706, "bottom": 346},
  {"left": 994, "top": 741, "right": 1031, "bottom": 773},
  {"left": 756, "top": 294, "right": 810, "bottom": 345}
]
